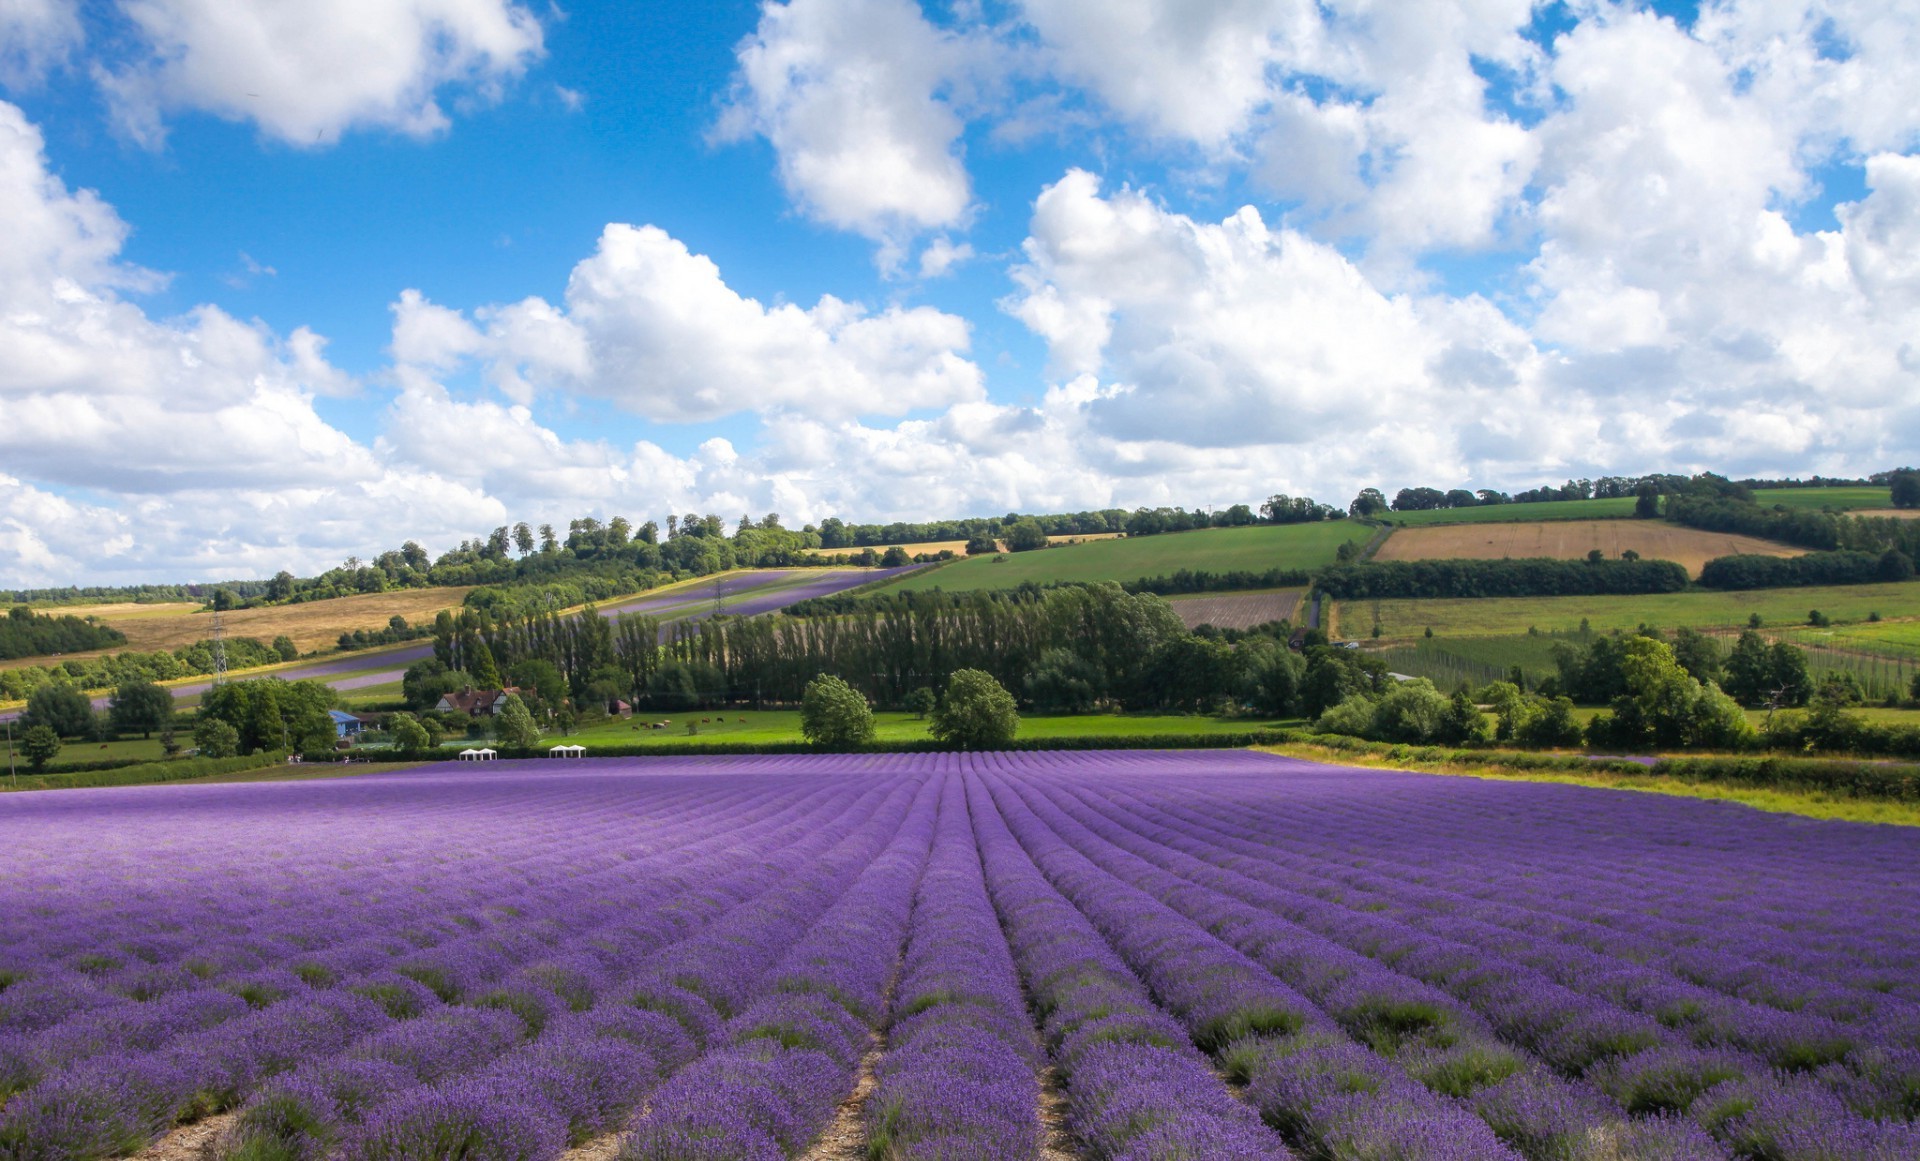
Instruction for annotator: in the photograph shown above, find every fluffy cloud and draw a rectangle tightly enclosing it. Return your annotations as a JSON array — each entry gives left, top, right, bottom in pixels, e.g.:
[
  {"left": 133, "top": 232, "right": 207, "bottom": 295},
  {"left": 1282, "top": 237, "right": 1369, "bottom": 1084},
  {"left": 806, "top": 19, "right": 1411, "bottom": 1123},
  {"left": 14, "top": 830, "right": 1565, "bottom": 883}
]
[
  {"left": 392, "top": 223, "right": 986, "bottom": 422},
  {"left": 719, "top": 0, "right": 975, "bottom": 264},
  {"left": 97, "top": 0, "right": 544, "bottom": 146},
  {"left": 1007, "top": 170, "right": 1451, "bottom": 447},
  {"left": 0, "top": 0, "right": 82, "bottom": 86},
  {"left": 0, "top": 101, "right": 372, "bottom": 493}
]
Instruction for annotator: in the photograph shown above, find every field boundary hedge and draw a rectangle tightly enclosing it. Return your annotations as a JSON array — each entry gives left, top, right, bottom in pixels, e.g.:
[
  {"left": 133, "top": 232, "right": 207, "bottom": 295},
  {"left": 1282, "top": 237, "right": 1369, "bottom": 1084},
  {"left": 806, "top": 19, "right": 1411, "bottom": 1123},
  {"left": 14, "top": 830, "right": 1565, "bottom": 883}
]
[
  {"left": 7, "top": 750, "right": 290, "bottom": 792},
  {"left": 485, "top": 731, "right": 1296, "bottom": 759},
  {"left": 1317, "top": 557, "right": 1690, "bottom": 599},
  {"left": 1279, "top": 733, "right": 1920, "bottom": 802}
]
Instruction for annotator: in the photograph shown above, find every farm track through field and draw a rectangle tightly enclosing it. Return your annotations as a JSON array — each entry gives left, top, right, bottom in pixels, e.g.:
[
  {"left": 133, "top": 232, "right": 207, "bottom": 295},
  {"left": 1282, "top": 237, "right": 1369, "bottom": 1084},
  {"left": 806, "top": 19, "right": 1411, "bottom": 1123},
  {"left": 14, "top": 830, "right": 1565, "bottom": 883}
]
[{"left": 3, "top": 751, "right": 1919, "bottom": 1159}]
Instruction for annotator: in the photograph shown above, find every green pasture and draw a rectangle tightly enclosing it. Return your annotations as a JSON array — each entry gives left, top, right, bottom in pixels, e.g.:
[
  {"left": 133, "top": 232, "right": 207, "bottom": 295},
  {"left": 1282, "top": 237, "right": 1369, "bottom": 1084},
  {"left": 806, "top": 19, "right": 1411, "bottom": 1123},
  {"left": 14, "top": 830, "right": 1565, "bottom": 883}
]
[
  {"left": 1343, "top": 582, "right": 1920, "bottom": 640},
  {"left": 1748, "top": 486, "right": 1892, "bottom": 510},
  {"left": 886, "top": 523, "right": 1367, "bottom": 594},
  {"left": 1376, "top": 497, "right": 1637, "bottom": 527},
  {"left": 550, "top": 709, "right": 1282, "bottom": 747}
]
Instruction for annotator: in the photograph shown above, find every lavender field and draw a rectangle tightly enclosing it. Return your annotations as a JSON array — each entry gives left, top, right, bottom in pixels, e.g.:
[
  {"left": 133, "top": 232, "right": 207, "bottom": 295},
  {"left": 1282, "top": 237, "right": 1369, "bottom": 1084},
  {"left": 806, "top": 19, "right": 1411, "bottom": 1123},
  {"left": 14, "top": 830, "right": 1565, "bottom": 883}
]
[{"left": 0, "top": 753, "right": 1916, "bottom": 1160}]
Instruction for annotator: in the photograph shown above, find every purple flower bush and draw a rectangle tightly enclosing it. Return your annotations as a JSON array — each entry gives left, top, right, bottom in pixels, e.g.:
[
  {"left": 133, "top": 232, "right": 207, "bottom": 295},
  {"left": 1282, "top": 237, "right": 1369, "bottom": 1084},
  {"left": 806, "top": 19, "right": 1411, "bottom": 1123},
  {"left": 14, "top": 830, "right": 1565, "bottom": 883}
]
[{"left": 0, "top": 750, "right": 1914, "bottom": 1160}]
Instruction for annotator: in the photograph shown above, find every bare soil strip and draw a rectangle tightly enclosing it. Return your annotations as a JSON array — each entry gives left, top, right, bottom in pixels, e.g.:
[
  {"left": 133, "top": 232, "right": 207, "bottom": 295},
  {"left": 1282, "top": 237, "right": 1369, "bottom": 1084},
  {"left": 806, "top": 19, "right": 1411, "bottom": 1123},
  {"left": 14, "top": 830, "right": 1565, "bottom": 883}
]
[
  {"left": 801, "top": 1031, "right": 885, "bottom": 1161},
  {"left": 132, "top": 1113, "right": 235, "bottom": 1161},
  {"left": 1168, "top": 590, "right": 1301, "bottom": 630},
  {"left": 1037, "top": 1065, "right": 1079, "bottom": 1161}
]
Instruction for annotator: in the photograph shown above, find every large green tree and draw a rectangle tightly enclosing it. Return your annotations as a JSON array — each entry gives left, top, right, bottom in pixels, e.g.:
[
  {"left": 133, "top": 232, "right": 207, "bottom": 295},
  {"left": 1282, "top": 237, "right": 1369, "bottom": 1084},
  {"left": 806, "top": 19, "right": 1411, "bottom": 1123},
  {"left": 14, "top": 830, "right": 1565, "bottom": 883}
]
[
  {"left": 493, "top": 693, "right": 542, "bottom": 749},
  {"left": 930, "top": 669, "right": 1019, "bottom": 749},
  {"left": 200, "top": 678, "right": 337, "bottom": 753},
  {"left": 109, "top": 680, "right": 174, "bottom": 738},
  {"left": 387, "top": 713, "right": 435, "bottom": 756},
  {"left": 800, "top": 674, "right": 875, "bottom": 748},
  {"left": 1891, "top": 470, "right": 1920, "bottom": 509},
  {"left": 23, "top": 683, "right": 96, "bottom": 739}
]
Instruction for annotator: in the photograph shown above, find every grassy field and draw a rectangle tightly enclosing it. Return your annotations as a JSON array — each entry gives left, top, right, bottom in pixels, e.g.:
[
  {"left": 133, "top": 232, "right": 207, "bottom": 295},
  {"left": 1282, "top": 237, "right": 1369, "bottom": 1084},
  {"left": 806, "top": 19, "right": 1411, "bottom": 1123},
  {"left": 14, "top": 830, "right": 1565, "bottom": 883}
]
[
  {"left": 551, "top": 709, "right": 1282, "bottom": 747},
  {"left": 14, "top": 588, "right": 473, "bottom": 660},
  {"left": 1378, "top": 498, "right": 1637, "bottom": 526},
  {"left": 1373, "top": 520, "right": 1801, "bottom": 577},
  {"left": 887, "top": 524, "right": 1367, "bottom": 593},
  {"left": 1749, "top": 486, "right": 1892, "bottom": 510},
  {"left": 1339, "top": 582, "right": 1920, "bottom": 639}
]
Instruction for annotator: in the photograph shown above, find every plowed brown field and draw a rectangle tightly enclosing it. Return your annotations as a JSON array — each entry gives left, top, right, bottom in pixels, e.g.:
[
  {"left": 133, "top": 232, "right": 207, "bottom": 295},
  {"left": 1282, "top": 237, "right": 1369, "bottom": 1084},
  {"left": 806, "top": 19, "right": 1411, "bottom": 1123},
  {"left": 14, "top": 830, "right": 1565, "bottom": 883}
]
[
  {"left": 1167, "top": 590, "right": 1302, "bottom": 630},
  {"left": 1374, "top": 520, "right": 1803, "bottom": 577}
]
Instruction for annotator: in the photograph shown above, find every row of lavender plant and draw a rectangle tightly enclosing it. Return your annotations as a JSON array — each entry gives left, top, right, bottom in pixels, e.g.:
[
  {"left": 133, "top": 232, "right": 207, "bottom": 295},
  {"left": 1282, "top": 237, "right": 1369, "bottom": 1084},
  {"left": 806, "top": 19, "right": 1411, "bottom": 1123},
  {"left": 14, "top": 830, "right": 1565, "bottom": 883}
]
[
  {"left": 610, "top": 768, "right": 942, "bottom": 1158},
  {"left": 859, "top": 764, "right": 1045, "bottom": 1159},
  {"left": 1116, "top": 760, "right": 1920, "bottom": 1124},
  {"left": 0, "top": 777, "right": 809, "bottom": 1155},
  {"left": 1006, "top": 764, "right": 1727, "bottom": 1160},
  {"left": 1161, "top": 763, "right": 1920, "bottom": 1027},
  {"left": 972, "top": 757, "right": 1524, "bottom": 1161},
  {"left": 218, "top": 767, "right": 930, "bottom": 1159},
  {"left": 965, "top": 771, "right": 1294, "bottom": 1158},
  {"left": 0, "top": 763, "right": 902, "bottom": 1157},
  {"left": 0, "top": 774, "right": 773, "bottom": 1089},
  {"left": 1019, "top": 751, "right": 1920, "bottom": 1159}
]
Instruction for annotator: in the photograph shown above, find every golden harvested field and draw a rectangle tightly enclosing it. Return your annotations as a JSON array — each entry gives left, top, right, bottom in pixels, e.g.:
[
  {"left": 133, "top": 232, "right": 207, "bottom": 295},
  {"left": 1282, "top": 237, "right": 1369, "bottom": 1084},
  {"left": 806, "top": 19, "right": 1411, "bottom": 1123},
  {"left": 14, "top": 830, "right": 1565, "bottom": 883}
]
[
  {"left": 1857, "top": 509, "right": 1920, "bottom": 520},
  {"left": 1167, "top": 590, "right": 1302, "bottom": 630},
  {"left": 23, "top": 588, "right": 472, "bottom": 658},
  {"left": 1373, "top": 520, "right": 1804, "bottom": 577}
]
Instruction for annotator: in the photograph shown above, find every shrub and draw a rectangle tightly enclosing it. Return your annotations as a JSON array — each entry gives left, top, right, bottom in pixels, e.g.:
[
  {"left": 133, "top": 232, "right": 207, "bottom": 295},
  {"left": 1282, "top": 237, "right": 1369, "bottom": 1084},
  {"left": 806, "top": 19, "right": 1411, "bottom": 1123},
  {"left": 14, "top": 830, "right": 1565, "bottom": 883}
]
[{"left": 19, "top": 725, "right": 60, "bottom": 772}]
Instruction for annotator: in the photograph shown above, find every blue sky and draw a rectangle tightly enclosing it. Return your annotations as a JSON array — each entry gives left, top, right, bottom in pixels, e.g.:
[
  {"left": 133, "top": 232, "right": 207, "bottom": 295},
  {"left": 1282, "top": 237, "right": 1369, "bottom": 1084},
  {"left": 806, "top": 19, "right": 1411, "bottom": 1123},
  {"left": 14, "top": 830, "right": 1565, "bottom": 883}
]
[{"left": 1, "top": 0, "right": 1917, "bottom": 584}]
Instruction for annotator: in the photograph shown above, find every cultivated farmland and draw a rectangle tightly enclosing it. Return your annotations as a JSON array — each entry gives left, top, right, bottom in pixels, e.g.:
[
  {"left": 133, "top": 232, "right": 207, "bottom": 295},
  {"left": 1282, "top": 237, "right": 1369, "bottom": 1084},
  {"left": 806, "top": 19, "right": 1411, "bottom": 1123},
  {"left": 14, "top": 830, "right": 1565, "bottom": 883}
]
[
  {"left": 1373, "top": 519, "right": 1804, "bottom": 577},
  {"left": 1748, "top": 486, "right": 1893, "bottom": 510},
  {"left": 1167, "top": 589, "right": 1303, "bottom": 630},
  {"left": 1, "top": 751, "right": 1915, "bottom": 1159},
  {"left": 888, "top": 522, "right": 1367, "bottom": 593},
  {"left": 15, "top": 589, "right": 475, "bottom": 660},
  {"left": 1380, "top": 496, "right": 1637, "bottom": 526}
]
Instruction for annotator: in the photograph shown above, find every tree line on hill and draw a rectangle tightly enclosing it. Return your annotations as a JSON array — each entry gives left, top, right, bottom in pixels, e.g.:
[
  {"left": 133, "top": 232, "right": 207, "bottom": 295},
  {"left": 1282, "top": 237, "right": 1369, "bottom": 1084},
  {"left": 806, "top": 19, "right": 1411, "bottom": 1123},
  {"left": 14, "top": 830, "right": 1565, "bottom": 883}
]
[
  {"left": 399, "top": 585, "right": 1314, "bottom": 720},
  {"left": 13, "top": 465, "right": 1911, "bottom": 615},
  {"left": 0, "top": 633, "right": 294, "bottom": 703},
  {"left": 0, "top": 606, "right": 126, "bottom": 660},
  {"left": 1309, "top": 625, "right": 1920, "bottom": 758}
]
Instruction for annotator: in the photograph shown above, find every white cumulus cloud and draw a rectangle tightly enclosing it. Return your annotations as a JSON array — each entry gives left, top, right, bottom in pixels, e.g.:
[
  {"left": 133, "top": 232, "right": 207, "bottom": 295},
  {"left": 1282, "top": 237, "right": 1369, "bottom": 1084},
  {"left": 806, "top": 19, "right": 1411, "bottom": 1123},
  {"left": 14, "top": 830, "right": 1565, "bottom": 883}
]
[
  {"left": 97, "top": 0, "right": 545, "bottom": 147},
  {"left": 391, "top": 222, "right": 986, "bottom": 422}
]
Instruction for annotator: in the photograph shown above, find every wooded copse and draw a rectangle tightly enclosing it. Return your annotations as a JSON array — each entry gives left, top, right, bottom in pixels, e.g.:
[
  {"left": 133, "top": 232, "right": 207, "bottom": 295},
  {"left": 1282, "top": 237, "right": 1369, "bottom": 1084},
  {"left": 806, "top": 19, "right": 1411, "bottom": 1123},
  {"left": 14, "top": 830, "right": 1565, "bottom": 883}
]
[{"left": 415, "top": 585, "right": 1308, "bottom": 717}]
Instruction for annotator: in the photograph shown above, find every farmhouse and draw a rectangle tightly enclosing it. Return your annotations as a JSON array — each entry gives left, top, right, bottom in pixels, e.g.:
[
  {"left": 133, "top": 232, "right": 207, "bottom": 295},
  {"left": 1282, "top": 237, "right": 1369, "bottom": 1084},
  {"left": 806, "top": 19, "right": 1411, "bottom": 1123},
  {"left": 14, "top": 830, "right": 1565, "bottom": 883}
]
[{"left": 435, "top": 687, "right": 521, "bottom": 716}]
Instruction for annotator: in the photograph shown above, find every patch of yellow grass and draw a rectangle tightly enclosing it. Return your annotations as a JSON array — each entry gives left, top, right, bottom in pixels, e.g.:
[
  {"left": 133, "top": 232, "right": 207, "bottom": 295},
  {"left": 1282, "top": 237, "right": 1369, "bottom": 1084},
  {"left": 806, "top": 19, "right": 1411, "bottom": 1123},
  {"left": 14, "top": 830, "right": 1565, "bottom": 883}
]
[
  {"left": 1254, "top": 742, "right": 1920, "bottom": 827},
  {"left": 41, "top": 588, "right": 473, "bottom": 657}
]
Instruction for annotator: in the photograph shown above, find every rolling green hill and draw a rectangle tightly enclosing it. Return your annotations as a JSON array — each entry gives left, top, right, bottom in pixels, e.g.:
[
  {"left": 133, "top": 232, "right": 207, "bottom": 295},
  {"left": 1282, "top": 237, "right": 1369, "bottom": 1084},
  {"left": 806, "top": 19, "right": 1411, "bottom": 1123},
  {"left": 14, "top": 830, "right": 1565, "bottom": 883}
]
[
  {"left": 1376, "top": 497, "right": 1637, "bottom": 526},
  {"left": 887, "top": 522, "right": 1369, "bottom": 593}
]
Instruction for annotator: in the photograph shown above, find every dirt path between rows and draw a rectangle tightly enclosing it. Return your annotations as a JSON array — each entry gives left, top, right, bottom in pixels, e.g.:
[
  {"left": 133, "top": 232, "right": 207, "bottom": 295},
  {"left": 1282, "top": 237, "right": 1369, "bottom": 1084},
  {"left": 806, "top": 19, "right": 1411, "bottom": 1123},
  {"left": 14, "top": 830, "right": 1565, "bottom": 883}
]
[
  {"left": 132, "top": 1113, "right": 235, "bottom": 1160},
  {"left": 1037, "top": 1065, "right": 1078, "bottom": 1160},
  {"left": 800, "top": 1031, "right": 883, "bottom": 1161}
]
